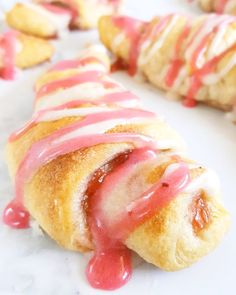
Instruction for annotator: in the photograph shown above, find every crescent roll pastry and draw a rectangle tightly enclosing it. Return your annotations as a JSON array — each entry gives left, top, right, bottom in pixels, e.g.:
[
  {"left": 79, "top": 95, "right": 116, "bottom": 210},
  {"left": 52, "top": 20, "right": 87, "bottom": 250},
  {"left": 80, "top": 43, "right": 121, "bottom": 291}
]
[
  {"left": 198, "top": 0, "right": 236, "bottom": 14},
  {"left": 6, "top": 2, "right": 72, "bottom": 38},
  {"left": 6, "top": 1, "right": 123, "bottom": 38},
  {"left": 3, "top": 46, "right": 230, "bottom": 290},
  {"left": 0, "top": 31, "right": 54, "bottom": 80},
  {"left": 98, "top": 14, "right": 236, "bottom": 114}
]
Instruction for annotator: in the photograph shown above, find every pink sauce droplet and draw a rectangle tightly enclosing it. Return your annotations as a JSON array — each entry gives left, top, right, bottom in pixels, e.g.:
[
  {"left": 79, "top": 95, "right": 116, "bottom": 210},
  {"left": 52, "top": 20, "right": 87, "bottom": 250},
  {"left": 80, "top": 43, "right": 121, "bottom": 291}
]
[
  {"left": 86, "top": 248, "right": 132, "bottom": 290},
  {"left": 182, "top": 98, "right": 197, "bottom": 108},
  {"left": 3, "top": 200, "right": 30, "bottom": 229}
]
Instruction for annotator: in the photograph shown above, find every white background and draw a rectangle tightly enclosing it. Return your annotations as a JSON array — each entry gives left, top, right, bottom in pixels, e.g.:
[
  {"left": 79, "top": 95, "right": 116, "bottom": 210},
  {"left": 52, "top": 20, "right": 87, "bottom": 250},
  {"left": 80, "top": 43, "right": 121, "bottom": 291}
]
[{"left": 0, "top": 1, "right": 235, "bottom": 294}]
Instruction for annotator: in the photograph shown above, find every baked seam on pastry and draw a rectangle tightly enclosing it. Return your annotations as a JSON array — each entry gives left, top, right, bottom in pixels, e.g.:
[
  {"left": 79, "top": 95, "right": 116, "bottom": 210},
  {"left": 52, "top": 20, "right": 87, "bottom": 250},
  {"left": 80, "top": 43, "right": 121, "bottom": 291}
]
[
  {"left": 0, "top": 30, "right": 54, "bottom": 80},
  {"left": 3, "top": 45, "right": 230, "bottom": 290},
  {"left": 98, "top": 13, "right": 236, "bottom": 119}
]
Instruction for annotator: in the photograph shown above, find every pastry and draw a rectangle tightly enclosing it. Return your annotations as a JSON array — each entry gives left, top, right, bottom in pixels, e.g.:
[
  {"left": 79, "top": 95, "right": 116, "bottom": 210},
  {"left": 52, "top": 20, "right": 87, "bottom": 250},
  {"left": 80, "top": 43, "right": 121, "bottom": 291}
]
[
  {"left": 0, "top": 30, "right": 54, "bottom": 80},
  {"left": 3, "top": 46, "right": 230, "bottom": 290},
  {"left": 198, "top": 0, "right": 236, "bottom": 14},
  {"left": 98, "top": 14, "right": 236, "bottom": 114},
  {"left": 6, "top": 1, "right": 123, "bottom": 38},
  {"left": 6, "top": 2, "right": 72, "bottom": 38}
]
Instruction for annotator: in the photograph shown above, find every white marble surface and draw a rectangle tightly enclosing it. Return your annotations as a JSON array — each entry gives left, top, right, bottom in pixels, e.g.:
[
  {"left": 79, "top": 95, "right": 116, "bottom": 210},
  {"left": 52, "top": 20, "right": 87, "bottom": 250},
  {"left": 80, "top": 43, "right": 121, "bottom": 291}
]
[{"left": 0, "top": 0, "right": 236, "bottom": 294}]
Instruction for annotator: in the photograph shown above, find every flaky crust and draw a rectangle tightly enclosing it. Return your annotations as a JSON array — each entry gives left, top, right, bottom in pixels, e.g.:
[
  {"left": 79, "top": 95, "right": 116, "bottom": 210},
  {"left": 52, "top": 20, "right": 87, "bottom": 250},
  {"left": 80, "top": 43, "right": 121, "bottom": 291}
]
[{"left": 98, "top": 15, "right": 236, "bottom": 111}]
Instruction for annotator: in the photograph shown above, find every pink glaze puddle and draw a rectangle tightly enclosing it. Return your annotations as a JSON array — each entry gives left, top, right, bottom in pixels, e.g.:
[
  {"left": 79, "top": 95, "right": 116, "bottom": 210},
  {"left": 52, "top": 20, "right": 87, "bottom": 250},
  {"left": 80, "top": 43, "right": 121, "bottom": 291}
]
[{"left": 3, "top": 200, "right": 30, "bottom": 229}]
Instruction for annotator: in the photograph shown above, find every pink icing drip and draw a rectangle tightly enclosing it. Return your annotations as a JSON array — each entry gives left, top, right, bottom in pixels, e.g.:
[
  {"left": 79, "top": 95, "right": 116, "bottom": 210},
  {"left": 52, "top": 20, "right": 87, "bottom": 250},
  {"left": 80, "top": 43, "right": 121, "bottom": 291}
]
[
  {"left": 86, "top": 149, "right": 190, "bottom": 289},
  {"left": 86, "top": 148, "right": 156, "bottom": 290},
  {"left": 3, "top": 199, "right": 30, "bottom": 229},
  {"left": 0, "top": 31, "right": 18, "bottom": 80}
]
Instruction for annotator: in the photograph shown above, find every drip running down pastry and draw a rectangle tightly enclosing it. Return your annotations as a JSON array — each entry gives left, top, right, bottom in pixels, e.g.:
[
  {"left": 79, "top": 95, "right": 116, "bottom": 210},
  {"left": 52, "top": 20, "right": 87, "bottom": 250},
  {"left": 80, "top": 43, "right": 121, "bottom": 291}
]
[
  {"left": 0, "top": 31, "right": 54, "bottom": 80},
  {"left": 3, "top": 46, "right": 230, "bottom": 290},
  {"left": 6, "top": 1, "right": 123, "bottom": 38},
  {"left": 198, "top": 0, "right": 236, "bottom": 14},
  {"left": 98, "top": 14, "right": 236, "bottom": 113}
]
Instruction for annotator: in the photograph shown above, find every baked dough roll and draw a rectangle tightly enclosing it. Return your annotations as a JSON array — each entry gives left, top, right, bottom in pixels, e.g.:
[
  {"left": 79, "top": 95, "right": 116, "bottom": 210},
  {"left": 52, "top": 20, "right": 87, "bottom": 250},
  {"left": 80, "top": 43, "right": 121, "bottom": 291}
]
[
  {"left": 198, "top": 0, "right": 236, "bottom": 14},
  {"left": 6, "top": 1, "right": 123, "bottom": 38},
  {"left": 3, "top": 46, "right": 230, "bottom": 290},
  {"left": 0, "top": 30, "right": 54, "bottom": 80},
  {"left": 98, "top": 14, "right": 236, "bottom": 114},
  {"left": 6, "top": 2, "right": 72, "bottom": 38}
]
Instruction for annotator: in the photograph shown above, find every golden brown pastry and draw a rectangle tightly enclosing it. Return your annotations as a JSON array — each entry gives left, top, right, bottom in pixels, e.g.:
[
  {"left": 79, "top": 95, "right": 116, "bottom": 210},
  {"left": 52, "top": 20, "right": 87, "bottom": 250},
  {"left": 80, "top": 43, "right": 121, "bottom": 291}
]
[
  {"left": 6, "top": 0, "right": 123, "bottom": 38},
  {"left": 3, "top": 46, "right": 230, "bottom": 290},
  {"left": 198, "top": 0, "right": 236, "bottom": 14},
  {"left": 98, "top": 14, "right": 236, "bottom": 115},
  {"left": 0, "top": 30, "right": 54, "bottom": 80}
]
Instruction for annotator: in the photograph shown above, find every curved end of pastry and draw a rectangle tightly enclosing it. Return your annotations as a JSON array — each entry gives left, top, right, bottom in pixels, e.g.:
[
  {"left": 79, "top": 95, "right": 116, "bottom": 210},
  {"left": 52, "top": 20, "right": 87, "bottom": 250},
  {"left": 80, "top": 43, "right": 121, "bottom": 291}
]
[
  {"left": 15, "top": 33, "right": 54, "bottom": 69},
  {"left": 126, "top": 167, "right": 230, "bottom": 271},
  {"left": 98, "top": 15, "right": 130, "bottom": 62},
  {"left": 98, "top": 15, "right": 115, "bottom": 49},
  {"left": 6, "top": 3, "right": 58, "bottom": 38}
]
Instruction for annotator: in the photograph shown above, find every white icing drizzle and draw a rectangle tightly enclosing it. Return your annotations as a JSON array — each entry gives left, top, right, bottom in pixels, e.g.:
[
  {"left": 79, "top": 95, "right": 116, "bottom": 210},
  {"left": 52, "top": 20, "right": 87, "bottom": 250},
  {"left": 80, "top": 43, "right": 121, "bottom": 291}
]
[
  {"left": 203, "top": 52, "right": 236, "bottom": 84},
  {"left": 57, "top": 118, "right": 153, "bottom": 143},
  {"left": 185, "top": 14, "right": 236, "bottom": 67},
  {"left": 138, "top": 15, "right": 179, "bottom": 67},
  {"left": 37, "top": 106, "right": 119, "bottom": 122}
]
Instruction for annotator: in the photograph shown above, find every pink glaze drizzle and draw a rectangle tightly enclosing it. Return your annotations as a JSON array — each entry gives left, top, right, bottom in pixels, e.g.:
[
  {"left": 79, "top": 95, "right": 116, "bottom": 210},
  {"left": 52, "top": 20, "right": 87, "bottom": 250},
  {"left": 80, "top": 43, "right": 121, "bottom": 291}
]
[
  {"left": 0, "top": 31, "right": 18, "bottom": 80},
  {"left": 3, "top": 54, "right": 191, "bottom": 290}
]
